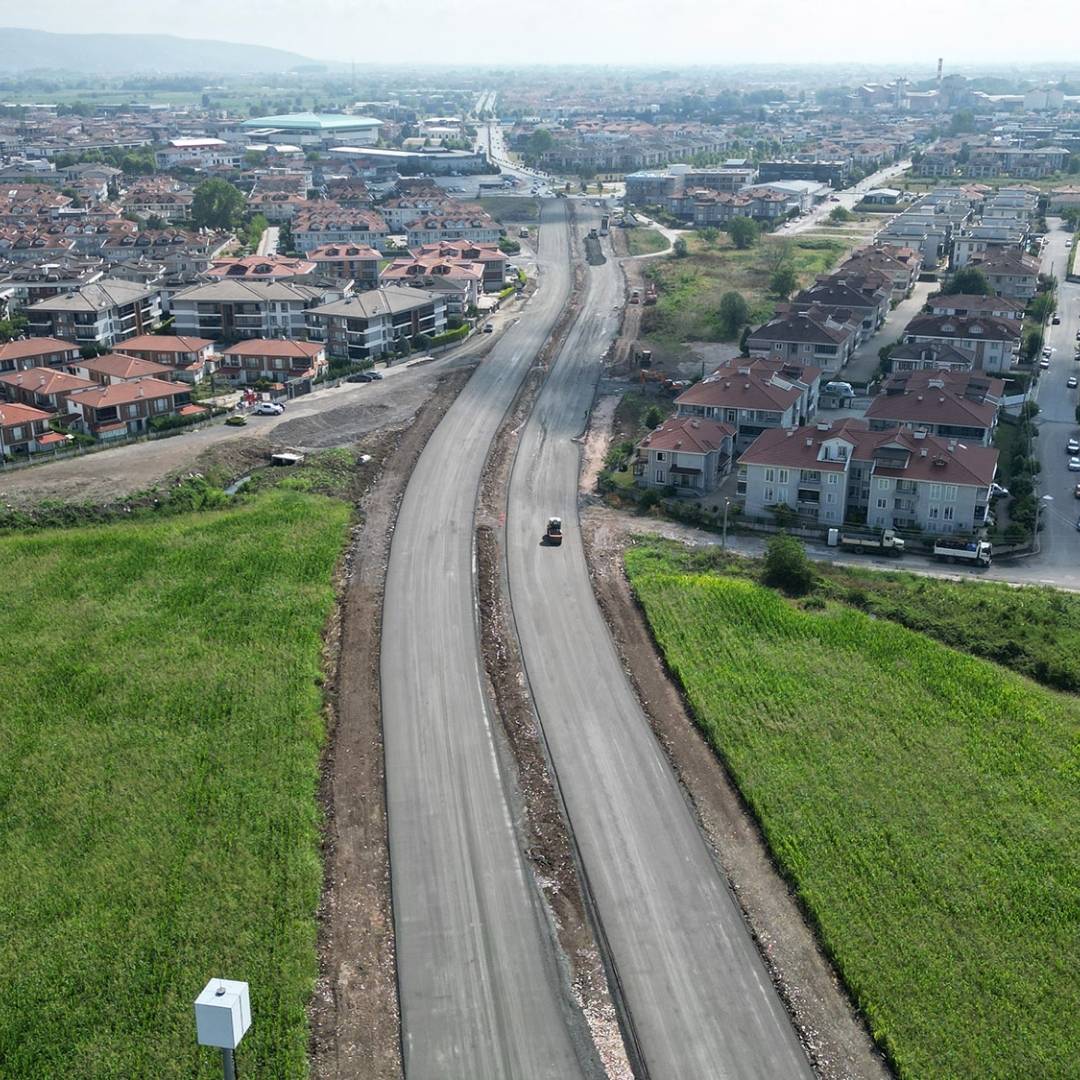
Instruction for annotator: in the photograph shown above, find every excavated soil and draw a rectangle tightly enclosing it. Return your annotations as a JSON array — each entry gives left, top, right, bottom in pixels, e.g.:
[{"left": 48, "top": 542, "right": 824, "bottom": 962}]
[{"left": 309, "top": 365, "right": 475, "bottom": 1080}]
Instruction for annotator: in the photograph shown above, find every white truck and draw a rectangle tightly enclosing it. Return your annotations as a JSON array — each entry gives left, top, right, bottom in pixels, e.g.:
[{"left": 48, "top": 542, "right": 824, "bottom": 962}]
[
  {"left": 828, "top": 528, "right": 906, "bottom": 557},
  {"left": 933, "top": 539, "right": 992, "bottom": 566}
]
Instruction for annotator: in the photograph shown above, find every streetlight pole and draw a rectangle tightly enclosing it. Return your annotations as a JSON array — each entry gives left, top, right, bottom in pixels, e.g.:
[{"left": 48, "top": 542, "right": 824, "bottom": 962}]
[{"left": 722, "top": 498, "right": 731, "bottom": 549}]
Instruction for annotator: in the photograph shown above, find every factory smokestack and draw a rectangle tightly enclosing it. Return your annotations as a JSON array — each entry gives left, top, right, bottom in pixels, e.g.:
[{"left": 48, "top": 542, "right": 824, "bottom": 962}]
[{"left": 937, "top": 57, "right": 943, "bottom": 88}]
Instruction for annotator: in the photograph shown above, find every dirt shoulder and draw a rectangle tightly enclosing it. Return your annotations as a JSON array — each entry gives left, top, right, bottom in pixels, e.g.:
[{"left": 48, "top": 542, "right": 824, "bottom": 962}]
[
  {"left": 580, "top": 502, "right": 893, "bottom": 1080},
  {"left": 309, "top": 365, "right": 475, "bottom": 1080}
]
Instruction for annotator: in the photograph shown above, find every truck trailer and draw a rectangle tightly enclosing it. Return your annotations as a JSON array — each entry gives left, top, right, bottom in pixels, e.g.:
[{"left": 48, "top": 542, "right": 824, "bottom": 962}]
[
  {"left": 933, "top": 539, "right": 992, "bottom": 566},
  {"left": 828, "top": 528, "right": 906, "bottom": 557}
]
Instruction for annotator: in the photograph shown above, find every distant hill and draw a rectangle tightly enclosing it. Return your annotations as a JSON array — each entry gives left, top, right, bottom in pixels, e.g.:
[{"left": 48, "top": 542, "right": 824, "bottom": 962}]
[{"left": 0, "top": 28, "right": 321, "bottom": 75}]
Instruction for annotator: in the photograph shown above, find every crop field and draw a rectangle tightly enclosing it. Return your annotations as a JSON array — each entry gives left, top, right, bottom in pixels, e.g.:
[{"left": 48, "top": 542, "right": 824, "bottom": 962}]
[
  {"left": 641, "top": 231, "right": 847, "bottom": 344},
  {"left": 0, "top": 489, "right": 351, "bottom": 1077},
  {"left": 626, "top": 542, "right": 1079, "bottom": 1079}
]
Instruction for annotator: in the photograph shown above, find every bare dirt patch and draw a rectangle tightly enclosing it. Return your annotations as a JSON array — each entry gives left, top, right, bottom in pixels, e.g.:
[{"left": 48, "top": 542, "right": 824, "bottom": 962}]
[
  {"left": 309, "top": 365, "right": 475, "bottom": 1080},
  {"left": 580, "top": 506, "right": 893, "bottom": 1080}
]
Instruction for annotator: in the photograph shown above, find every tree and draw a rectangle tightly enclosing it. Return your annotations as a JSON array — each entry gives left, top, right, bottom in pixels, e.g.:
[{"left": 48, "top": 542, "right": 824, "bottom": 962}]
[
  {"left": 763, "top": 533, "right": 815, "bottom": 596},
  {"left": 770, "top": 265, "right": 798, "bottom": 299},
  {"left": 673, "top": 237, "right": 689, "bottom": 258},
  {"left": 718, "top": 291, "right": 750, "bottom": 339},
  {"left": 1024, "top": 329, "right": 1044, "bottom": 361},
  {"left": 941, "top": 267, "right": 993, "bottom": 296},
  {"left": 699, "top": 226, "right": 719, "bottom": 245},
  {"left": 0, "top": 314, "right": 28, "bottom": 342},
  {"left": 526, "top": 128, "right": 554, "bottom": 162},
  {"left": 739, "top": 324, "right": 751, "bottom": 357},
  {"left": 949, "top": 109, "right": 976, "bottom": 135},
  {"left": 1029, "top": 292, "right": 1057, "bottom": 324},
  {"left": 827, "top": 205, "right": 854, "bottom": 224},
  {"left": 728, "top": 215, "right": 758, "bottom": 249},
  {"left": 191, "top": 179, "right": 245, "bottom": 230},
  {"left": 643, "top": 405, "right": 664, "bottom": 429}
]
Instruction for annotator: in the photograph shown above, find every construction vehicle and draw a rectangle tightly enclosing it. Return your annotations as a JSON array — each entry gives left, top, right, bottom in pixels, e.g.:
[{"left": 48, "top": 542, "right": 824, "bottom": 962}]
[
  {"left": 600, "top": 214, "right": 610, "bottom": 234},
  {"left": 630, "top": 289, "right": 641, "bottom": 304},
  {"left": 542, "top": 517, "right": 563, "bottom": 546},
  {"left": 933, "top": 539, "right": 992, "bottom": 566},
  {"left": 587, "top": 227, "right": 599, "bottom": 240},
  {"left": 643, "top": 285, "right": 658, "bottom": 305},
  {"left": 828, "top": 528, "right": 905, "bottom": 557}
]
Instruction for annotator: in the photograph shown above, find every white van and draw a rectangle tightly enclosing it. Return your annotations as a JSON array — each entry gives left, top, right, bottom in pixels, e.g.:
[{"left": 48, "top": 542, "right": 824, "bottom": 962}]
[{"left": 823, "top": 381, "right": 855, "bottom": 398}]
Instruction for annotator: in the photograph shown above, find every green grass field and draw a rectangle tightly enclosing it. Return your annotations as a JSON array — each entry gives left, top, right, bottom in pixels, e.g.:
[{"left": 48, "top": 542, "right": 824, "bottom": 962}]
[
  {"left": 626, "top": 541, "right": 1079, "bottom": 1079},
  {"left": 626, "top": 227, "right": 670, "bottom": 256},
  {"left": 0, "top": 489, "right": 351, "bottom": 1077},
  {"left": 642, "top": 232, "right": 847, "bottom": 344}
]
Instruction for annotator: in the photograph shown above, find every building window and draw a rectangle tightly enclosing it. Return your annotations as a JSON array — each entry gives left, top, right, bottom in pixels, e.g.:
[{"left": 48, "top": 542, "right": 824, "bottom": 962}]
[
  {"left": 877, "top": 478, "right": 890, "bottom": 490},
  {"left": 826, "top": 492, "right": 836, "bottom": 504},
  {"left": 778, "top": 469, "right": 789, "bottom": 484},
  {"left": 655, "top": 470, "right": 665, "bottom": 483},
  {"left": 656, "top": 452, "right": 665, "bottom": 461},
  {"left": 777, "top": 488, "right": 787, "bottom": 503},
  {"left": 928, "top": 505, "right": 939, "bottom": 519},
  {"left": 764, "top": 487, "right": 775, "bottom": 503},
  {"left": 827, "top": 473, "right": 837, "bottom": 484},
  {"left": 943, "top": 505, "right": 954, "bottom": 521},
  {"left": 877, "top": 498, "right": 888, "bottom": 509},
  {"left": 765, "top": 468, "right": 775, "bottom": 483}
]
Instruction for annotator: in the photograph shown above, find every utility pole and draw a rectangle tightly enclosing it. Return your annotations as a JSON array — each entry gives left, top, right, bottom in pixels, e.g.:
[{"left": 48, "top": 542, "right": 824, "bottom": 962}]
[{"left": 722, "top": 498, "right": 731, "bottom": 549}]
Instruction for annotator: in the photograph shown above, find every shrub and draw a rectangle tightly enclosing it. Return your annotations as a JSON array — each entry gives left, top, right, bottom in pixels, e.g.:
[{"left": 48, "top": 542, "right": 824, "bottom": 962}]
[
  {"left": 638, "top": 489, "right": 661, "bottom": 512},
  {"left": 643, "top": 405, "right": 664, "bottom": 429},
  {"left": 763, "top": 533, "right": 815, "bottom": 596}
]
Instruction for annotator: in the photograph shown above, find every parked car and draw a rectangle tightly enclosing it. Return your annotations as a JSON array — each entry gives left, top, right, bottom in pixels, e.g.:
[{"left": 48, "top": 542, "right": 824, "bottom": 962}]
[
  {"left": 252, "top": 401, "right": 285, "bottom": 415},
  {"left": 1052, "top": 315, "right": 1061, "bottom": 324},
  {"left": 346, "top": 371, "right": 375, "bottom": 383},
  {"left": 1073, "top": 482, "right": 1080, "bottom": 498},
  {"left": 990, "top": 482, "right": 1010, "bottom": 497},
  {"left": 1042, "top": 345, "right": 1053, "bottom": 358},
  {"left": 483, "top": 323, "right": 494, "bottom": 333},
  {"left": 1040, "top": 358, "right": 1051, "bottom": 369},
  {"left": 1067, "top": 438, "right": 1080, "bottom": 453},
  {"left": 225, "top": 414, "right": 248, "bottom": 427},
  {"left": 1068, "top": 456, "right": 1080, "bottom": 472},
  {"left": 1068, "top": 376, "right": 1078, "bottom": 389}
]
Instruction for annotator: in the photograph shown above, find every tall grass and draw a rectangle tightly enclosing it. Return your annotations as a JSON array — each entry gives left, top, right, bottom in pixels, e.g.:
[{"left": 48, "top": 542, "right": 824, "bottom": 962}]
[
  {"left": 0, "top": 490, "right": 350, "bottom": 1077},
  {"left": 626, "top": 546, "right": 1079, "bottom": 1079}
]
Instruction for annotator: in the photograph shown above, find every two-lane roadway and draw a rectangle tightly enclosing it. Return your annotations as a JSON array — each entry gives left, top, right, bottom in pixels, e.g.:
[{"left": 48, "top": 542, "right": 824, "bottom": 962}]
[
  {"left": 505, "top": 211, "right": 814, "bottom": 1077},
  {"left": 381, "top": 200, "right": 604, "bottom": 1078}
]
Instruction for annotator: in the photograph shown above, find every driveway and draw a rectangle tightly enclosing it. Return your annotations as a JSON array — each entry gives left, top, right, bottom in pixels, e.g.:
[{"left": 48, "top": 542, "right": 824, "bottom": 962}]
[{"left": 843, "top": 280, "right": 934, "bottom": 384}]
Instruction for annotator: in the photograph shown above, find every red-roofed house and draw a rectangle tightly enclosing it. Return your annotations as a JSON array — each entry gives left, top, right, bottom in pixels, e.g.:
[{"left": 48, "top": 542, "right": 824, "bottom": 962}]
[
  {"left": 64, "top": 378, "right": 201, "bottom": 439},
  {"left": 116, "top": 334, "right": 217, "bottom": 383},
  {"left": 0, "top": 366, "right": 97, "bottom": 412},
  {"left": 304, "top": 244, "right": 381, "bottom": 289},
  {"left": 673, "top": 358, "right": 819, "bottom": 452},
  {"left": 219, "top": 339, "right": 327, "bottom": 385},
  {"left": 0, "top": 336, "right": 80, "bottom": 374},
  {"left": 634, "top": 416, "right": 735, "bottom": 493},
  {"left": 0, "top": 400, "right": 60, "bottom": 457},
  {"left": 739, "top": 417, "right": 997, "bottom": 533},
  {"left": 66, "top": 353, "right": 176, "bottom": 385}
]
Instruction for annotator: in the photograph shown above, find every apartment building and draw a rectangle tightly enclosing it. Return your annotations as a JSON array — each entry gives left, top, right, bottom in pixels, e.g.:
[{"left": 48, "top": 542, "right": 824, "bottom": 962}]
[
  {"left": 740, "top": 418, "right": 998, "bottom": 534},
  {"left": 117, "top": 334, "right": 217, "bottom": 382},
  {"left": 633, "top": 416, "right": 735, "bottom": 494},
  {"left": 746, "top": 309, "right": 859, "bottom": 374},
  {"left": 290, "top": 206, "right": 389, "bottom": 253},
  {"left": 307, "top": 287, "right": 447, "bottom": 363},
  {"left": 0, "top": 400, "right": 60, "bottom": 456},
  {"left": 25, "top": 278, "right": 162, "bottom": 348},
  {"left": 0, "top": 366, "right": 96, "bottom": 412},
  {"left": 304, "top": 244, "right": 382, "bottom": 288},
  {"left": 864, "top": 371, "right": 1001, "bottom": 445},
  {"left": 218, "top": 339, "right": 327, "bottom": 385},
  {"left": 64, "top": 377, "right": 201, "bottom": 439},
  {"left": 673, "top": 357, "right": 820, "bottom": 453},
  {"left": 404, "top": 211, "right": 501, "bottom": 247},
  {"left": 170, "top": 280, "right": 329, "bottom": 342},
  {"left": 66, "top": 353, "right": 176, "bottom": 385},
  {"left": 966, "top": 252, "right": 1041, "bottom": 301},
  {"left": 0, "top": 336, "right": 80, "bottom": 373},
  {"left": 903, "top": 313, "right": 1021, "bottom": 373}
]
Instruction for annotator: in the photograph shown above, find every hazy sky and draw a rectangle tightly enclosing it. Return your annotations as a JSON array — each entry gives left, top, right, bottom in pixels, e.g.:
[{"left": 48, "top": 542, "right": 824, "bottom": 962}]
[{"left": 9, "top": 0, "right": 1080, "bottom": 67}]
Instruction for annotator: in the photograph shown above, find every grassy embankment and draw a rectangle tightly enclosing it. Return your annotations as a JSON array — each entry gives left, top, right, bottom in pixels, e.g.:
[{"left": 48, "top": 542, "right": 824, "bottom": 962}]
[
  {"left": 641, "top": 231, "right": 847, "bottom": 354},
  {"left": 625, "top": 539, "right": 1078, "bottom": 1079},
  {"left": 0, "top": 482, "right": 352, "bottom": 1077},
  {"left": 477, "top": 196, "right": 539, "bottom": 223}
]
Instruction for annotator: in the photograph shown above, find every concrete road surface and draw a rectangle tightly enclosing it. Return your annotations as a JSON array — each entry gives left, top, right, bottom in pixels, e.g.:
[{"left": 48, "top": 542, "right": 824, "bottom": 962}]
[
  {"left": 505, "top": 212, "right": 814, "bottom": 1077},
  {"left": 256, "top": 226, "right": 279, "bottom": 255},
  {"left": 380, "top": 200, "right": 603, "bottom": 1078}
]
